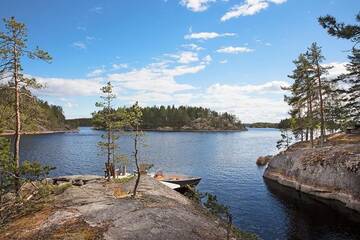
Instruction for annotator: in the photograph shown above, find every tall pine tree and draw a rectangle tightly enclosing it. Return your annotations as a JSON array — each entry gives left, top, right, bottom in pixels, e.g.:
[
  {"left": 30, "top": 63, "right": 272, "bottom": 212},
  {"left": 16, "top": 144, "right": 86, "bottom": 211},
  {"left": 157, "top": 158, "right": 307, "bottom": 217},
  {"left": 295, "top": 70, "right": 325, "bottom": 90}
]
[
  {"left": 0, "top": 17, "right": 51, "bottom": 191},
  {"left": 319, "top": 12, "right": 360, "bottom": 123}
]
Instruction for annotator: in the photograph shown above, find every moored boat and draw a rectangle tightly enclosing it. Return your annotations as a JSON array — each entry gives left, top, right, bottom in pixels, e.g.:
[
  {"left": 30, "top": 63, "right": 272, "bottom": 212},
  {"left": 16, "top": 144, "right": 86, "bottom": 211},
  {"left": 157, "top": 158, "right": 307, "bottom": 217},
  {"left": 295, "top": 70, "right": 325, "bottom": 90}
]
[{"left": 151, "top": 171, "right": 201, "bottom": 188}]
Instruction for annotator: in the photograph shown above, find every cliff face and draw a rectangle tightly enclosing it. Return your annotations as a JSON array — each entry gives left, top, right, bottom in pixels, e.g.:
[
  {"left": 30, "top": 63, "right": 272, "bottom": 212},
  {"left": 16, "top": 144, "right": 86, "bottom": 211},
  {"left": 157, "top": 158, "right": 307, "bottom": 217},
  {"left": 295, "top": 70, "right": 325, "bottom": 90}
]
[{"left": 264, "top": 133, "right": 360, "bottom": 212}]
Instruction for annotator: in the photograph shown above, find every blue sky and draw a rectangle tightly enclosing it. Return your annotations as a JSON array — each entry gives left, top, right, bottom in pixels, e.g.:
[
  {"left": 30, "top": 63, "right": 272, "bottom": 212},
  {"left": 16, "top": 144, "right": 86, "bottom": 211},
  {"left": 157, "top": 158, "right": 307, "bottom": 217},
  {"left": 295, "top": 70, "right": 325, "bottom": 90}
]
[{"left": 1, "top": 0, "right": 359, "bottom": 122}]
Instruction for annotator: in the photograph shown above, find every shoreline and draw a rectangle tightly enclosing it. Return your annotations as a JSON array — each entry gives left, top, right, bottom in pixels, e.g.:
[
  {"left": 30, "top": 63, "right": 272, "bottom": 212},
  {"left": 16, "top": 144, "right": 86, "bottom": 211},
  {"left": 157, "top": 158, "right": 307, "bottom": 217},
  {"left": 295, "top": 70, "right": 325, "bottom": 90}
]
[
  {"left": 0, "top": 129, "right": 78, "bottom": 136},
  {"left": 0, "top": 174, "right": 256, "bottom": 239},
  {"left": 263, "top": 133, "right": 360, "bottom": 213},
  {"left": 140, "top": 128, "right": 248, "bottom": 132}
]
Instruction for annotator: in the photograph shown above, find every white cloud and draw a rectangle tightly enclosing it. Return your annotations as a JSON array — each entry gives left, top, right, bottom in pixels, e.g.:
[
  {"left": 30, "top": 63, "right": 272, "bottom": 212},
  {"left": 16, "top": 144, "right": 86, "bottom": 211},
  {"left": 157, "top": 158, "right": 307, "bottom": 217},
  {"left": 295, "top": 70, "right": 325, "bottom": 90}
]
[
  {"left": 72, "top": 41, "right": 86, "bottom": 50},
  {"left": 216, "top": 46, "right": 254, "bottom": 54},
  {"left": 117, "top": 80, "right": 289, "bottom": 123},
  {"left": 177, "top": 51, "right": 199, "bottom": 64},
  {"left": 33, "top": 77, "right": 103, "bottom": 97},
  {"left": 221, "top": 0, "right": 287, "bottom": 21},
  {"left": 323, "top": 62, "right": 348, "bottom": 80},
  {"left": 59, "top": 98, "right": 79, "bottom": 109},
  {"left": 219, "top": 59, "right": 228, "bottom": 64},
  {"left": 207, "top": 81, "right": 289, "bottom": 94},
  {"left": 182, "top": 43, "right": 204, "bottom": 51},
  {"left": 190, "top": 81, "right": 290, "bottom": 122},
  {"left": 180, "top": 0, "right": 215, "bottom": 12},
  {"left": 202, "top": 55, "right": 212, "bottom": 64},
  {"left": 87, "top": 68, "right": 105, "bottom": 77},
  {"left": 184, "top": 32, "right": 236, "bottom": 40},
  {"left": 112, "top": 63, "right": 129, "bottom": 69},
  {"left": 107, "top": 62, "right": 206, "bottom": 93}
]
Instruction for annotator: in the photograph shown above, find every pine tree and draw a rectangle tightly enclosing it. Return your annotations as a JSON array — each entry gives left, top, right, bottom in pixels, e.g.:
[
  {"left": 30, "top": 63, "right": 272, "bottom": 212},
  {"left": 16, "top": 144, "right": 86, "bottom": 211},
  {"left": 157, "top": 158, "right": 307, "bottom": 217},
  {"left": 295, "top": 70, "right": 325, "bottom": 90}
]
[
  {"left": 125, "top": 102, "right": 143, "bottom": 197},
  {"left": 319, "top": 12, "right": 360, "bottom": 123},
  {"left": 276, "top": 119, "right": 293, "bottom": 150},
  {"left": 93, "top": 81, "right": 125, "bottom": 180},
  {"left": 0, "top": 17, "right": 51, "bottom": 191},
  {"left": 307, "top": 42, "right": 332, "bottom": 146},
  {"left": 286, "top": 54, "right": 316, "bottom": 147}
]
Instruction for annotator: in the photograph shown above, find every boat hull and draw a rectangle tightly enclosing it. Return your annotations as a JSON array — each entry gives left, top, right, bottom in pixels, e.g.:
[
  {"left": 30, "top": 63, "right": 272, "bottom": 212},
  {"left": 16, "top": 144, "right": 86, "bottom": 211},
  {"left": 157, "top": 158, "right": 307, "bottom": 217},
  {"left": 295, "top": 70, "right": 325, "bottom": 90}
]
[{"left": 161, "top": 177, "right": 201, "bottom": 188}]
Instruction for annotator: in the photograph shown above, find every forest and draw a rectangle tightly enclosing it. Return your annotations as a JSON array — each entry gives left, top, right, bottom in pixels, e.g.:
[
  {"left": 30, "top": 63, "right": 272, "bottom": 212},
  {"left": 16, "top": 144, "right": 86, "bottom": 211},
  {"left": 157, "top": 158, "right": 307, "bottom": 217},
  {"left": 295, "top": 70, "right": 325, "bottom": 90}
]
[
  {"left": 91, "top": 105, "right": 245, "bottom": 131},
  {"left": 276, "top": 13, "right": 360, "bottom": 150},
  {"left": 0, "top": 85, "right": 68, "bottom": 133}
]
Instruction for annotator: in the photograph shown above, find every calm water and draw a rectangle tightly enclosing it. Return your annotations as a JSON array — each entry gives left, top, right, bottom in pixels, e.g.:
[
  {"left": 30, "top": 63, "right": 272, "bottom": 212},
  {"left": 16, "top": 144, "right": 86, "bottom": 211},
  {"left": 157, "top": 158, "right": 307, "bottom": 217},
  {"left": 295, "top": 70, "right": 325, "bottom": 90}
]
[{"left": 19, "top": 127, "right": 360, "bottom": 240}]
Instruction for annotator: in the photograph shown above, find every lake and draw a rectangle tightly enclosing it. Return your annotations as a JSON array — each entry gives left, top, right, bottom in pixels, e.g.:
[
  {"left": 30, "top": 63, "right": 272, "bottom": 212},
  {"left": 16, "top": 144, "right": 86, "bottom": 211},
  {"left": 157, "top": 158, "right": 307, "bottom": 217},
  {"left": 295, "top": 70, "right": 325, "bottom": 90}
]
[{"left": 19, "top": 127, "right": 360, "bottom": 240}]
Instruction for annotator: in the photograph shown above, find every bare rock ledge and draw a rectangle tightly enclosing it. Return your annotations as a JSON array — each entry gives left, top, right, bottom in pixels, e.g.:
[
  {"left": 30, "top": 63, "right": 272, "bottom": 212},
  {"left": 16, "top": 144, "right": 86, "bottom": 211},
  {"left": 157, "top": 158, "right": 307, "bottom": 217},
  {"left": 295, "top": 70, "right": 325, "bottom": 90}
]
[
  {"left": 0, "top": 175, "right": 254, "bottom": 240},
  {"left": 263, "top": 135, "right": 360, "bottom": 212}
]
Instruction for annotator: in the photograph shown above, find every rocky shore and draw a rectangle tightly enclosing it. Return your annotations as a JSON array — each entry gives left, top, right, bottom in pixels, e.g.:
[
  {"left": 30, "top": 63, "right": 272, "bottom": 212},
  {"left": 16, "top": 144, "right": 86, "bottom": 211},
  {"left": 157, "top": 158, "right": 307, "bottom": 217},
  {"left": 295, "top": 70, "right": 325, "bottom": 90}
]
[
  {"left": 0, "top": 175, "right": 256, "bottom": 240},
  {"left": 263, "top": 133, "right": 360, "bottom": 212}
]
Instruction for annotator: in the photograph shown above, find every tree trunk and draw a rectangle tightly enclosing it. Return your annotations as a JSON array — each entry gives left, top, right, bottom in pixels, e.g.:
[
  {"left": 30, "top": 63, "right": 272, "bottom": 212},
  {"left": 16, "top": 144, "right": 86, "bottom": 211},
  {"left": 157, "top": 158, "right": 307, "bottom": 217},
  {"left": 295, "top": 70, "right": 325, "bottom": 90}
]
[
  {"left": 309, "top": 96, "right": 314, "bottom": 148},
  {"left": 107, "top": 126, "right": 111, "bottom": 181},
  {"left": 132, "top": 126, "right": 141, "bottom": 198},
  {"left": 13, "top": 45, "right": 21, "bottom": 193},
  {"left": 316, "top": 63, "right": 325, "bottom": 147}
]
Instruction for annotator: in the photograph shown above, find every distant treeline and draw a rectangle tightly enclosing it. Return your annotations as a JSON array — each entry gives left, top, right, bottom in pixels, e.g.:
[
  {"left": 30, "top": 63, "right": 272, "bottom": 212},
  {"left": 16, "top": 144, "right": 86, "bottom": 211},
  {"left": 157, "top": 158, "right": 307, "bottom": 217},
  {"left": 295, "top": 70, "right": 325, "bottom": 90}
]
[
  {"left": 0, "top": 86, "right": 68, "bottom": 132},
  {"left": 139, "top": 105, "right": 244, "bottom": 130},
  {"left": 245, "top": 122, "right": 279, "bottom": 128},
  {"left": 65, "top": 118, "right": 93, "bottom": 128},
  {"left": 75, "top": 105, "right": 245, "bottom": 131}
]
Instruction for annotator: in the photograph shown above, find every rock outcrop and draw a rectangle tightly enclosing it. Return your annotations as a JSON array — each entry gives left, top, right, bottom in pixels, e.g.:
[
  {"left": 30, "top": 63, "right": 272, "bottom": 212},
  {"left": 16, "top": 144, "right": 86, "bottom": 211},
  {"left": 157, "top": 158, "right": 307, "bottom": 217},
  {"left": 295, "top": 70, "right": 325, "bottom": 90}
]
[
  {"left": 263, "top": 133, "right": 360, "bottom": 212},
  {"left": 0, "top": 175, "right": 254, "bottom": 240},
  {"left": 256, "top": 155, "right": 272, "bottom": 166}
]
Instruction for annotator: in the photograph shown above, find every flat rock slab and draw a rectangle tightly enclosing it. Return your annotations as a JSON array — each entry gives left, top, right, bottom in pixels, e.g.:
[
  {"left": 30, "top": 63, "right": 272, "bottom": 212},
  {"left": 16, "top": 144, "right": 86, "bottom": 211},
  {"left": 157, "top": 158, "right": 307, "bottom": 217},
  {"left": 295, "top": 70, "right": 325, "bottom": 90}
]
[{"left": 1, "top": 175, "right": 243, "bottom": 239}]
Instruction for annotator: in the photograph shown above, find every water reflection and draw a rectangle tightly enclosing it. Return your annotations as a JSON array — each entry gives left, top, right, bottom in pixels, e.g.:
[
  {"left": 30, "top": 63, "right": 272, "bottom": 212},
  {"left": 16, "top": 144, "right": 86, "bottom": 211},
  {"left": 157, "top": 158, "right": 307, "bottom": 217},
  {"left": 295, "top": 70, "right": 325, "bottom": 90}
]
[{"left": 264, "top": 179, "right": 360, "bottom": 240}]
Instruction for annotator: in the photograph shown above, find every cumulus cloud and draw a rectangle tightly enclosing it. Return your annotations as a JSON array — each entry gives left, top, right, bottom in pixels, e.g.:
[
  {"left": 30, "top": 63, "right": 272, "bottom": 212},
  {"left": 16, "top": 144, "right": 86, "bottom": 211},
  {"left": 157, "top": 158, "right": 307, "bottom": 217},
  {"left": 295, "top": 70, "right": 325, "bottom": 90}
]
[
  {"left": 180, "top": 0, "right": 216, "bottom": 12},
  {"left": 202, "top": 55, "right": 212, "bottom": 64},
  {"left": 112, "top": 63, "right": 129, "bottom": 69},
  {"left": 221, "top": 0, "right": 287, "bottom": 21},
  {"left": 182, "top": 43, "right": 204, "bottom": 51},
  {"left": 216, "top": 46, "right": 254, "bottom": 54},
  {"left": 117, "top": 79, "right": 289, "bottom": 122},
  {"left": 107, "top": 62, "right": 207, "bottom": 93},
  {"left": 184, "top": 32, "right": 236, "bottom": 40},
  {"left": 175, "top": 51, "right": 199, "bottom": 64},
  {"left": 207, "top": 81, "right": 289, "bottom": 94},
  {"left": 87, "top": 68, "right": 105, "bottom": 77},
  {"left": 33, "top": 77, "right": 103, "bottom": 97},
  {"left": 189, "top": 81, "right": 290, "bottom": 122}
]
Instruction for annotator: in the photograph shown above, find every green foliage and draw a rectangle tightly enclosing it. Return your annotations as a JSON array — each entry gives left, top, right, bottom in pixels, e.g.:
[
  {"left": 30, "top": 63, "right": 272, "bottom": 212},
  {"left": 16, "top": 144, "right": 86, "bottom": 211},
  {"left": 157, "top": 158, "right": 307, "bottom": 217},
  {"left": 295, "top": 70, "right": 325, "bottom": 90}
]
[
  {"left": 139, "top": 105, "right": 243, "bottom": 130},
  {"left": 20, "top": 161, "right": 55, "bottom": 182},
  {"left": 93, "top": 81, "right": 127, "bottom": 179},
  {"left": 284, "top": 41, "right": 349, "bottom": 146},
  {"left": 245, "top": 122, "right": 279, "bottom": 128},
  {"left": 0, "top": 137, "right": 54, "bottom": 197},
  {"left": 318, "top": 12, "right": 360, "bottom": 43},
  {"left": 65, "top": 118, "right": 92, "bottom": 128},
  {"left": 0, "top": 86, "right": 67, "bottom": 131},
  {"left": 203, "top": 193, "right": 230, "bottom": 217},
  {"left": 38, "top": 182, "right": 72, "bottom": 198},
  {"left": 182, "top": 185, "right": 204, "bottom": 203},
  {"left": 319, "top": 12, "right": 360, "bottom": 123},
  {"left": 0, "top": 137, "right": 15, "bottom": 195}
]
